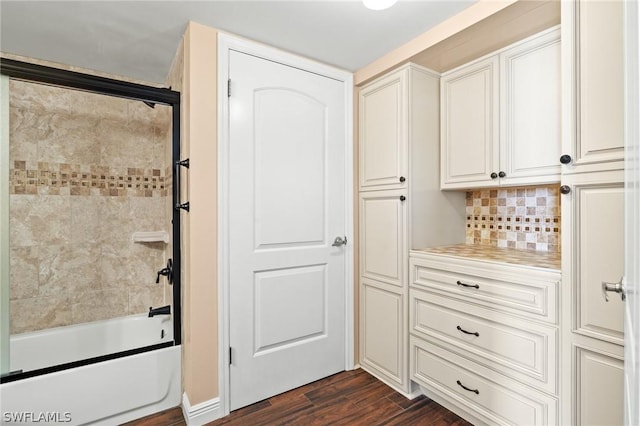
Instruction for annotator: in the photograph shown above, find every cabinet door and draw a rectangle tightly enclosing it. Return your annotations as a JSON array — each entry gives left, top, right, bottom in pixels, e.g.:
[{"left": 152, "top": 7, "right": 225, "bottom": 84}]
[
  {"left": 572, "top": 180, "right": 625, "bottom": 345},
  {"left": 562, "top": 0, "right": 624, "bottom": 172},
  {"left": 359, "top": 69, "right": 407, "bottom": 190},
  {"left": 360, "top": 280, "right": 407, "bottom": 391},
  {"left": 359, "top": 190, "right": 407, "bottom": 288},
  {"left": 441, "top": 56, "right": 499, "bottom": 189},
  {"left": 561, "top": 172, "right": 625, "bottom": 424},
  {"left": 501, "top": 28, "right": 561, "bottom": 185},
  {"left": 575, "top": 345, "right": 624, "bottom": 426}
]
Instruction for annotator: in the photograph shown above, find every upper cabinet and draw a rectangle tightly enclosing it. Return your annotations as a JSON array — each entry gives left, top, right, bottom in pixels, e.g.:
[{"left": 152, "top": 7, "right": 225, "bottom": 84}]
[
  {"left": 561, "top": 0, "right": 624, "bottom": 173},
  {"left": 359, "top": 70, "right": 407, "bottom": 190},
  {"left": 440, "top": 56, "right": 499, "bottom": 188},
  {"left": 441, "top": 27, "right": 561, "bottom": 190}
]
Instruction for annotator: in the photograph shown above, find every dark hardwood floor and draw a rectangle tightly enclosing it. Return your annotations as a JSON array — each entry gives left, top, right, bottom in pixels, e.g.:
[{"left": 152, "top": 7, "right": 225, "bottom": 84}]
[{"left": 124, "top": 369, "right": 473, "bottom": 426}]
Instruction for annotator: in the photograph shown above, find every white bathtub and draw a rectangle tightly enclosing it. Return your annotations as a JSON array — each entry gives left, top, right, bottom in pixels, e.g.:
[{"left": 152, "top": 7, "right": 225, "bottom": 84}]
[{"left": 0, "top": 314, "right": 181, "bottom": 425}]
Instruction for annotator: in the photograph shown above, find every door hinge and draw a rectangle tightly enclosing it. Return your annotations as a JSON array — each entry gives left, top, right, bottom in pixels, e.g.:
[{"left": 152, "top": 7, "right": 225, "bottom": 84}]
[
  {"left": 227, "top": 79, "right": 231, "bottom": 98},
  {"left": 229, "top": 347, "right": 232, "bottom": 365}
]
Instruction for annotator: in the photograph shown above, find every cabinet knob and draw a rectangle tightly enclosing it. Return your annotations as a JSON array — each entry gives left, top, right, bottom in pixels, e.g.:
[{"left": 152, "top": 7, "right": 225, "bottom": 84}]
[
  {"left": 490, "top": 172, "right": 498, "bottom": 179},
  {"left": 498, "top": 171, "right": 506, "bottom": 178},
  {"left": 399, "top": 176, "right": 406, "bottom": 183},
  {"left": 560, "top": 185, "right": 571, "bottom": 195},
  {"left": 560, "top": 154, "right": 572, "bottom": 165},
  {"left": 399, "top": 195, "right": 406, "bottom": 202}
]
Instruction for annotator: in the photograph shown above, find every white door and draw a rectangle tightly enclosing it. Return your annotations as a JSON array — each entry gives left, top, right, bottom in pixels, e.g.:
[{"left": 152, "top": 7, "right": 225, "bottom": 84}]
[{"left": 228, "top": 50, "right": 346, "bottom": 410}]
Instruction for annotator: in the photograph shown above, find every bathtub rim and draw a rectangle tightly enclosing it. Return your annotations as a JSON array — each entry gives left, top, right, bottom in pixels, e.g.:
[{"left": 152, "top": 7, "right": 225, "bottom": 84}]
[{"left": 0, "top": 341, "right": 176, "bottom": 384}]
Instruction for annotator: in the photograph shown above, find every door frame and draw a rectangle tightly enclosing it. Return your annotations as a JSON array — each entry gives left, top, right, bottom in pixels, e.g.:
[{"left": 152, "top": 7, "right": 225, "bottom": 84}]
[
  {"left": 217, "top": 32, "right": 354, "bottom": 417},
  {"left": 624, "top": 0, "right": 640, "bottom": 424}
]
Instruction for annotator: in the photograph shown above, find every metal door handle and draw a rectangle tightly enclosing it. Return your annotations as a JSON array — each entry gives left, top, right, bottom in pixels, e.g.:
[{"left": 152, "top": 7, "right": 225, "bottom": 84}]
[
  {"left": 332, "top": 236, "right": 347, "bottom": 247},
  {"left": 602, "top": 277, "right": 626, "bottom": 302}
]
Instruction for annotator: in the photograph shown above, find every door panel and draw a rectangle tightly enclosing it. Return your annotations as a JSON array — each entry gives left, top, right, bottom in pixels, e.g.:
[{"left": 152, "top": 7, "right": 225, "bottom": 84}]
[
  {"left": 361, "top": 280, "right": 405, "bottom": 387},
  {"left": 575, "top": 0, "right": 625, "bottom": 166},
  {"left": 441, "top": 57, "right": 499, "bottom": 187},
  {"left": 229, "top": 50, "right": 346, "bottom": 410},
  {"left": 359, "top": 71, "right": 406, "bottom": 190},
  {"left": 253, "top": 265, "right": 327, "bottom": 354},
  {"left": 359, "top": 191, "right": 406, "bottom": 287},
  {"left": 576, "top": 346, "right": 624, "bottom": 426},
  {"left": 575, "top": 183, "right": 625, "bottom": 344},
  {"left": 254, "top": 89, "right": 326, "bottom": 249},
  {"left": 501, "top": 30, "right": 561, "bottom": 182}
]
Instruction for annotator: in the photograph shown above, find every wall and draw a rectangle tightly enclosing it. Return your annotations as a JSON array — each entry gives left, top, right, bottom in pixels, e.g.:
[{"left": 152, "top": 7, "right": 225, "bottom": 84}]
[
  {"left": 465, "top": 184, "right": 561, "bottom": 251},
  {"left": 178, "top": 21, "right": 219, "bottom": 406},
  {"left": 8, "top": 79, "right": 170, "bottom": 334},
  {"left": 354, "top": 0, "right": 559, "bottom": 85}
]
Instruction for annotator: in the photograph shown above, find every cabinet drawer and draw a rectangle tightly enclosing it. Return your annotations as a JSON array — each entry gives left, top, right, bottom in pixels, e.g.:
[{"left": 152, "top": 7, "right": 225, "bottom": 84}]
[
  {"left": 410, "top": 255, "right": 559, "bottom": 323},
  {"left": 410, "top": 336, "right": 558, "bottom": 426},
  {"left": 410, "top": 289, "right": 557, "bottom": 394}
]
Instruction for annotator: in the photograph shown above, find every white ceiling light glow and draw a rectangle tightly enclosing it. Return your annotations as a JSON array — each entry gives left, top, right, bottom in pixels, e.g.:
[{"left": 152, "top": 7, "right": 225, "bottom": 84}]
[{"left": 363, "top": 0, "right": 398, "bottom": 11}]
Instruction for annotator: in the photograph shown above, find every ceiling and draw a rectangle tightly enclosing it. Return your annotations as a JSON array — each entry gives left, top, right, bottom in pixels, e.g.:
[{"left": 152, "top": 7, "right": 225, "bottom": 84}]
[{"left": 0, "top": 0, "right": 475, "bottom": 84}]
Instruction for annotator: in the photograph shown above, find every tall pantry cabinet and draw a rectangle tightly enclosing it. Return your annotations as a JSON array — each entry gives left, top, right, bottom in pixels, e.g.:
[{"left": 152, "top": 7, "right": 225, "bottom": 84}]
[
  {"left": 358, "top": 63, "right": 465, "bottom": 395},
  {"left": 560, "top": 1, "right": 626, "bottom": 424}
]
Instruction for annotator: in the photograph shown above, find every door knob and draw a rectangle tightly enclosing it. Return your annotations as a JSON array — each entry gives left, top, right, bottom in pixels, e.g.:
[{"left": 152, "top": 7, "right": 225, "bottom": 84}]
[
  {"left": 602, "top": 277, "right": 626, "bottom": 302},
  {"left": 332, "top": 236, "right": 347, "bottom": 247},
  {"left": 560, "top": 185, "right": 571, "bottom": 195}
]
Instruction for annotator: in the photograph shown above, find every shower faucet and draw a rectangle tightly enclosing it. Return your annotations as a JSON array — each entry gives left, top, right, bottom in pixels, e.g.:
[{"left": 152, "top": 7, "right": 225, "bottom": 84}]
[
  {"left": 148, "top": 305, "right": 171, "bottom": 317},
  {"left": 156, "top": 259, "right": 173, "bottom": 284}
]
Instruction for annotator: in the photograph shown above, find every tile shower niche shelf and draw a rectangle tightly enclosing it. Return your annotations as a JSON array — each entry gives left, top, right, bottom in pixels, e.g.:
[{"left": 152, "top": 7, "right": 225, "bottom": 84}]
[{"left": 132, "top": 231, "right": 170, "bottom": 244}]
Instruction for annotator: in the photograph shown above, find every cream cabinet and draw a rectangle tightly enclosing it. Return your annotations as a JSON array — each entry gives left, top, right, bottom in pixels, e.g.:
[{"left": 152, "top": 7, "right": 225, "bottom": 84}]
[
  {"left": 361, "top": 279, "right": 408, "bottom": 391},
  {"left": 560, "top": 171, "right": 625, "bottom": 426},
  {"left": 441, "top": 26, "right": 561, "bottom": 189},
  {"left": 561, "top": 0, "right": 624, "bottom": 174},
  {"left": 409, "top": 251, "right": 561, "bottom": 425},
  {"left": 358, "top": 64, "right": 465, "bottom": 396},
  {"left": 560, "top": 1, "right": 626, "bottom": 424},
  {"left": 359, "top": 191, "right": 406, "bottom": 289},
  {"left": 440, "top": 56, "right": 498, "bottom": 188},
  {"left": 359, "top": 69, "right": 407, "bottom": 191}
]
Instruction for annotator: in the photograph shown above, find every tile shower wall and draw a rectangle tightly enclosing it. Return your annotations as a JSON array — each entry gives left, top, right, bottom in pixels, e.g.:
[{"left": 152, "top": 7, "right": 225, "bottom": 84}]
[
  {"left": 8, "top": 79, "right": 172, "bottom": 334},
  {"left": 465, "top": 185, "right": 561, "bottom": 251}
]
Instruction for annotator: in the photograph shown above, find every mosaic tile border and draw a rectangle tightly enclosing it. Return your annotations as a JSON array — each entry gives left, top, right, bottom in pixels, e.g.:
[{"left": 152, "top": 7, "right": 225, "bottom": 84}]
[
  {"left": 9, "top": 160, "right": 169, "bottom": 197},
  {"left": 465, "top": 185, "right": 561, "bottom": 252}
]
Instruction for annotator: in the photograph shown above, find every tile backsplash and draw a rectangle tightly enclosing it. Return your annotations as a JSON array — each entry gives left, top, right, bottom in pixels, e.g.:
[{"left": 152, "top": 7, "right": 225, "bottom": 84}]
[{"left": 465, "top": 185, "right": 560, "bottom": 252}]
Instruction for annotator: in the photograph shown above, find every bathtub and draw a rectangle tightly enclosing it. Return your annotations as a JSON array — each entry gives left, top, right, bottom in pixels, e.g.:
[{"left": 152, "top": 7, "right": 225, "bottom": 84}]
[{"left": 0, "top": 314, "right": 181, "bottom": 425}]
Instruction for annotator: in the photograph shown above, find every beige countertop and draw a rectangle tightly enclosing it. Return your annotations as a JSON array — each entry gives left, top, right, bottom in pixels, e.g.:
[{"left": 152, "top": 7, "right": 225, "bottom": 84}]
[{"left": 412, "top": 244, "right": 561, "bottom": 271}]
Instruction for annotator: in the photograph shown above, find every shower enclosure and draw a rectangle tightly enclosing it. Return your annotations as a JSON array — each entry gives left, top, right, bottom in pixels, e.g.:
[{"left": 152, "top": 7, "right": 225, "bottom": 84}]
[{"left": 0, "top": 59, "right": 183, "bottom": 425}]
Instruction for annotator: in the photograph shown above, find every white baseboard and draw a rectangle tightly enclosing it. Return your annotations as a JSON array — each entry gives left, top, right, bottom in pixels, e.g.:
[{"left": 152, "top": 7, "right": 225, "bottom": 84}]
[{"left": 182, "top": 393, "right": 221, "bottom": 426}]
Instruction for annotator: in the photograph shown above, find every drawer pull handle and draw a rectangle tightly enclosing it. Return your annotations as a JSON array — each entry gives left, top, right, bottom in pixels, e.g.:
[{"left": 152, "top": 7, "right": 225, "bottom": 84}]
[
  {"left": 457, "top": 325, "right": 479, "bottom": 337},
  {"left": 456, "top": 380, "right": 479, "bottom": 395},
  {"left": 456, "top": 280, "right": 479, "bottom": 289}
]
